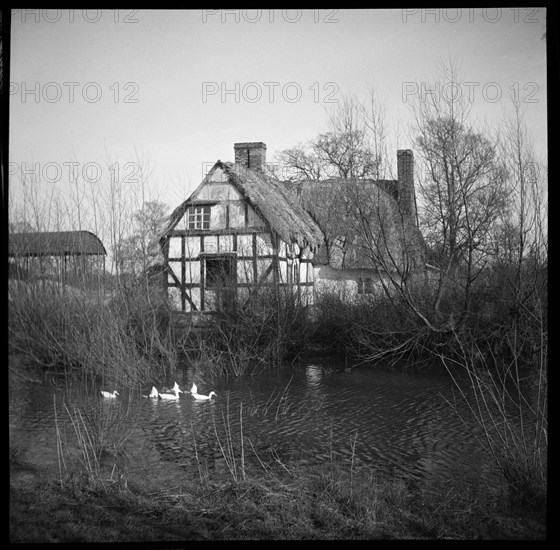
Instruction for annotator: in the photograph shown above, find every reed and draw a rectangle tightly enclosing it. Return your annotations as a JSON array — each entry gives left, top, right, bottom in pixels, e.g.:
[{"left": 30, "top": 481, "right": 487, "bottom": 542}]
[
  {"left": 53, "top": 395, "right": 67, "bottom": 488},
  {"left": 190, "top": 421, "right": 209, "bottom": 486},
  {"left": 192, "top": 389, "right": 310, "bottom": 486},
  {"left": 210, "top": 393, "right": 246, "bottom": 483},
  {"left": 53, "top": 387, "right": 139, "bottom": 489},
  {"left": 441, "top": 328, "right": 547, "bottom": 515},
  {"left": 247, "top": 378, "right": 324, "bottom": 421},
  {"left": 349, "top": 429, "right": 358, "bottom": 499},
  {"left": 9, "top": 281, "right": 175, "bottom": 390},
  {"left": 247, "top": 378, "right": 293, "bottom": 419}
]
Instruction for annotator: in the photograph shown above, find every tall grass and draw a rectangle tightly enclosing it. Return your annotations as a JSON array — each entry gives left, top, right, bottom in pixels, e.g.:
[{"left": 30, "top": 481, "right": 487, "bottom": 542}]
[
  {"left": 211, "top": 396, "right": 247, "bottom": 483},
  {"left": 247, "top": 377, "right": 293, "bottom": 420},
  {"left": 441, "top": 329, "right": 547, "bottom": 515},
  {"left": 247, "top": 378, "right": 325, "bottom": 421},
  {"left": 189, "top": 384, "right": 325, "bottom": 487},
  {"left": 9, "top": 281, "right": 176, "bottom": 390},
  {"left": 54, "top": 388, "right": 139, "bottom": 490}
]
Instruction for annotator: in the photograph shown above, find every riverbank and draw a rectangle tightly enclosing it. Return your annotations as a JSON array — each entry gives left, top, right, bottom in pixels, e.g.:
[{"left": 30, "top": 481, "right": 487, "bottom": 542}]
[
  {"left": 9, "top": 351, "right": 547, "bottom": 541},
  {"left": 10, "top": 449, "right": 546, "bottom": 541}
]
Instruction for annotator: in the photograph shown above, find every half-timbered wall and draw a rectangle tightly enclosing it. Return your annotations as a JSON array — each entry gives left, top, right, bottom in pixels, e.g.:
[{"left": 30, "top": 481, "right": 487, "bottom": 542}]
[{"left": 164, "top": 167, "right": 315, "bottom": 312}]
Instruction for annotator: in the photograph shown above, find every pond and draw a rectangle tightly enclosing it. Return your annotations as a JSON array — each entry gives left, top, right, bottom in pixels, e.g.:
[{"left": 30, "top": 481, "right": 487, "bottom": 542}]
[{"left": 9, "top": 356, "right": 503, "bottom": 491}]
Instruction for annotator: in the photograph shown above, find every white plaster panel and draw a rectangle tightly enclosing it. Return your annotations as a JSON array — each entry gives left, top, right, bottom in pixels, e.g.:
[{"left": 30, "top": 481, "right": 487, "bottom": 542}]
[
  {"left": 184, "top": 237, "right": 201, "bottom": 257},
  {"left": 237, "top": 234, "right": 253, "bottom": 256},
  {"left": 211, "top": 203, "right": 226, "bottom": 229},
  {"left": 229, "top": 202, "right": 245, "bottom": 228},
  {"left": 219, "top": 234, "right": 234, "bottom": 253},
  {"left": 255, "top": 233, "right": 272, "bottom": 254},
  {"left": 168, "top": 236, "right": 182, "bottom": 259},
  {"left": 185, "top": 260, "right": 201, "bottom": 283},
  {"left": 203, "top": 235, "right": 218, "bottom": 253}
]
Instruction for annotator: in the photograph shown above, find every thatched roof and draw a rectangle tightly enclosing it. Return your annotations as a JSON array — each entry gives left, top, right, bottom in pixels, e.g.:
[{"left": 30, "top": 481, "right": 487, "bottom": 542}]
[
  {"left": 223, "top": 162, "right": 324, "bottom": 249},
  {"left": 149, "top": 158, "right": 424, "bottom": 275},
  {"left": 9, "top": 231, "right": 107, "bottom": 257},
  {"left": 283, "top": 178, "right": 425, "bottom": 270},
  {"left": 157, "top": 161, "right": 325, "bottom": 251}
]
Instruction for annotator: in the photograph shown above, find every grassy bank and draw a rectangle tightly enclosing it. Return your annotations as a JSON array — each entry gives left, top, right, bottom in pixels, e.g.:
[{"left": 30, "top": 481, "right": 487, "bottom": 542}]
[{"left": 10, "top": 450, "right": 546, "bottom": 541}]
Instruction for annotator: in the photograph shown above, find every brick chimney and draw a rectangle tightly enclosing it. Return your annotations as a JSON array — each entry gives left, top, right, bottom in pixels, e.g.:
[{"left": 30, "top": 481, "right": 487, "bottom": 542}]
[
  {"left": 396, "top": 149, "right": 417, "bottom": 220},
  {"left": 234, "top": 142, "right": 266, "bottom": 172}
]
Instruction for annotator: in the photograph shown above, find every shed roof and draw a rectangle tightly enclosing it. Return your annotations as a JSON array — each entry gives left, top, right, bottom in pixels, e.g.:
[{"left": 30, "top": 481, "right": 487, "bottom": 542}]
[{"left": 9, "top": 231, "right": 107, "bottom": 257}]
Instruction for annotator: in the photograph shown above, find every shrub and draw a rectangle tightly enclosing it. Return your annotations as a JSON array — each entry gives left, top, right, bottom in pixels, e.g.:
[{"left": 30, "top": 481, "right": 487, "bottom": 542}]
[
  {"left": 8, "top": 281, "right": 174, "bottom": 389},
  {"left": 191, "top": 286, "right": 313, "bottom": 377}
]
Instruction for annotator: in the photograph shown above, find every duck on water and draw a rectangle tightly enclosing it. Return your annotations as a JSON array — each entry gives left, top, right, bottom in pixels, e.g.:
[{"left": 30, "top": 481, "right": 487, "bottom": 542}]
[
  {"left": 159, "top": 382, "right": 183, "bottom": 401},
  {"left": 190, "top": 382, "right": 217, "bottom": 401}
]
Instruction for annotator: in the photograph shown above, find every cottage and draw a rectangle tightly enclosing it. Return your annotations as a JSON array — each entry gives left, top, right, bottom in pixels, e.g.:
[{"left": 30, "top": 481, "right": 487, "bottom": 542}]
[
  {"left": 151, "top": 142, "right": 423, "bottom": 314},
  {"left": 151, "top": 142, "right": 324, "bottom": 313},
  {"left": 285, "top": 149, "right": 424, "bottom": 298}
]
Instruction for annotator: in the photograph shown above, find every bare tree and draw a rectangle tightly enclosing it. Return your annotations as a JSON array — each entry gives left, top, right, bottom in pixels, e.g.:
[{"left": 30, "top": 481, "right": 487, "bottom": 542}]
[
  {"left": 498, "top": 102, "right": 547, "bottom": 276},
  {"left": 408, "top": 59, "right": 511, "bottom": 325},
  {"left": 359, "top": 86, "right": 391, "bottom": 179},
  {"left": 275, "top": 91, "right": 391, "bottom": 181},
  {"left": 118, "top": 200, "right": 168, "bottom": 277},
  {"left": 272, "top": 144, "right": 326, "bottom": 181}
]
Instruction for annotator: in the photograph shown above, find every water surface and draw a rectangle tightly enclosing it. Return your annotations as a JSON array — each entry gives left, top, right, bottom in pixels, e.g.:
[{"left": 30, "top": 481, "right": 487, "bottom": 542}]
[{"left": 9, "top": 357, "right": 503, "bottom": 490}]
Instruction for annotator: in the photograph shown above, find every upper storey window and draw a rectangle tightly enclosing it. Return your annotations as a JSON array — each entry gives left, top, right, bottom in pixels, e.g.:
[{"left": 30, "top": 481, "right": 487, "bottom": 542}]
[{"left": 187, "top": 206, "right": 210, "bottom": 230}]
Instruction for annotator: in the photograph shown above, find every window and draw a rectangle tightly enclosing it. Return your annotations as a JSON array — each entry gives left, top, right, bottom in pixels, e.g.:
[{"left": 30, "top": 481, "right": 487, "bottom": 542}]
[
  {"left": 187, "top": 206, "right": 211, "bottom": 230},
  {"left": 358, "top": 277, "right": 373, "bottom": 294}
]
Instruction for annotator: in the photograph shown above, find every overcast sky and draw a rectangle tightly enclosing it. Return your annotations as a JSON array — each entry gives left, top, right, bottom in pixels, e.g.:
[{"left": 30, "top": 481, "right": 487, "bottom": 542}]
[{"left": 9, "top": 8, "right": 547, "bottom": 222}]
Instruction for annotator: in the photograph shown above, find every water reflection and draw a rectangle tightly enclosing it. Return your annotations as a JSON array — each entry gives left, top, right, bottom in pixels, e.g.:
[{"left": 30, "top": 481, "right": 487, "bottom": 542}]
[
  {"left": 9, "top": 358, "right": 504, "bottom": 490},
  {"left": 305, "top": 364, "right": 324, "bottom": 387}
]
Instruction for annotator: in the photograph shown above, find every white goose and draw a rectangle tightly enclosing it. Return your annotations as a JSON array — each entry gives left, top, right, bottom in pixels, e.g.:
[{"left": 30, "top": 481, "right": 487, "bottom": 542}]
[
  {"left": 142, "top": 386, "right": 159, "bottom": 399},
  {"left": 158, "top": 382, "right": 183, "bottom": 401},
  {"left": 101, "top": 390, "right": 119, "bottom": 399},
  {"left": 190, "top": 382, "right": 217, "bottom": 401}
]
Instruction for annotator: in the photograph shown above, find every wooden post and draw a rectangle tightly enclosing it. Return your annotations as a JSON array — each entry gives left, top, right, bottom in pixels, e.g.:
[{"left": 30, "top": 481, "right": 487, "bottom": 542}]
[
  {"left": 181, "top": 235, "right": 186, "bottom": 312},
  {"left": 252, "top": 233, "right": 258, "bottom": 287},
  {"left": 63, "top": 253, "right": 67, "bottom": 295}
]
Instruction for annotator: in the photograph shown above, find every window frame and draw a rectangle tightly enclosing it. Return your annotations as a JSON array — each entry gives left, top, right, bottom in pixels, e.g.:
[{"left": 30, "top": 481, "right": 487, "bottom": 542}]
[
  {"left": 358, "top": 276, "right": 374, "bottom": 295},
  {"left": 187, "top": 205, "right": 211, "bottom": 230}
]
